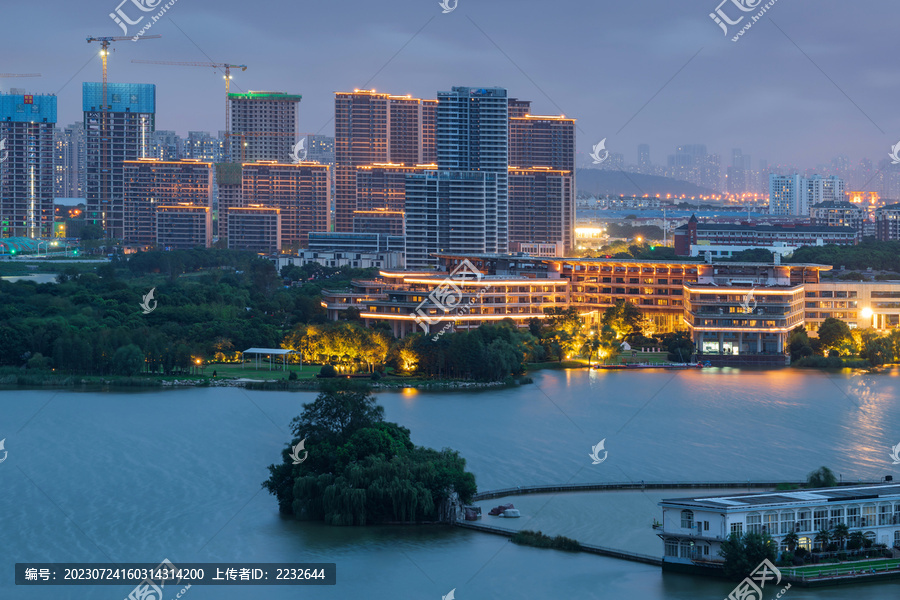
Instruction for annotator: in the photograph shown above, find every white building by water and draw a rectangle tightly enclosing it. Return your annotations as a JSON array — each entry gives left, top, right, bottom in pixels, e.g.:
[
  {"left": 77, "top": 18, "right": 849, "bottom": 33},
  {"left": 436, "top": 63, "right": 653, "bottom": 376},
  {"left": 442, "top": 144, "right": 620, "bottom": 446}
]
[{"left": 658, "top": 484, "right": 900, "bottom": 565}]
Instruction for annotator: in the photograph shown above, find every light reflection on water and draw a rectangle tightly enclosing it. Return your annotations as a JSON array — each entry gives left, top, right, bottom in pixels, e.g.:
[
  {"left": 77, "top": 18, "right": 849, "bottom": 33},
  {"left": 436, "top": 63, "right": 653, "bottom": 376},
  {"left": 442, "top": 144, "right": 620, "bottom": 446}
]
[{"left": 1, "top": 367, "right": 899, "bottom": 599}]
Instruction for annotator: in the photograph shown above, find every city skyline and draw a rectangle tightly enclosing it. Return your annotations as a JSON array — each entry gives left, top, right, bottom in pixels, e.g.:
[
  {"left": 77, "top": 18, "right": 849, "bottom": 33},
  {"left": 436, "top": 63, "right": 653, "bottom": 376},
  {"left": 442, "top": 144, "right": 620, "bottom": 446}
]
[{"left": 2, "top": 0, "right": 898, "bottom": 172}]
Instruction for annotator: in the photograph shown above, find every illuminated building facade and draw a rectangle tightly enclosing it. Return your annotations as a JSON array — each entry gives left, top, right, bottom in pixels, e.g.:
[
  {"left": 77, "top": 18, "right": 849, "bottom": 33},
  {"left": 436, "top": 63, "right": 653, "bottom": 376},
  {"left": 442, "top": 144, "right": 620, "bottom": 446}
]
[
  {"left": 122, "top": 158, "right": 213, "bottom": 247},
  {"left": 155, "top": 204, "right": 211, "bottom": 249},
  {"left": 508, "top": 167, "right": 573, "bottom": 256},
  {"left": 334, "top": 90, "right": 435, "bottom": 233},
  {"left": 508, "top": 113, "right": 576, "bottom": 253},
  {"left": 227, "top": 91, "right": 302, "bottom": 163},
  {"left": 659, "top": 483, "right": 900, "bottom": 567},
  {"left": 83, "top": 82, "right": 155, "bottom": 239},
  {"left": 354, "top": 163, "right": 423, "bottom": 235},
  {"left": 0, "top": 91, "right": 56, "bottom": 238},
  {"left": 241, "top": 161, "right": 330, "bottom": 249},
  {"left": 809, "top": 201, "right": 867, "bottom": 233}
]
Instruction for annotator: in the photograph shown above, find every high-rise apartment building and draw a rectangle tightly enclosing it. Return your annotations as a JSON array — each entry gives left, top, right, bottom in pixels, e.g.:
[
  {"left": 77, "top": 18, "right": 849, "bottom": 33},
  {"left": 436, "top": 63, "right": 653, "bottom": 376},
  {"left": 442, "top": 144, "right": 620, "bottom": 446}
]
[
  {"left": 227, "top": 91, "right": 302, "bottom": 163},
  {"left": 227, "top": 206, "right": 282, "bottom": 253},
  {"left": 0, "top": 91, "right": 57, "bottom": 238},
  {"left": 122, "top": 158, "right": 213, "bottom": 247},
  {"left": 637, "top": 144, "right": 651, "bottom": 172},
  {"left": 405, "top": 86, "right": 509, "bottom": 269},
  {"left": 508, "top": 99, "right": 531, "bottom": 118},
  {"left": 305, "top": 134, "right": 335, "bottom": 166},
  {"left": 214, "top": 162, "right": 242, "bottom": 239},
  {"left": 241, "top": 161, "right": 330, "bottom": 249},
  {"left": 354, "top": 163, "right": 423, "bottom": 236},
  {"left": 768, "top": 174, "right": 806, "bottom": 216},
  {"left": 807, "top": 174, "right": 845, "bottom": 206},
  {"left": 150, "top": 130, "right": 182, "bottom": 161},
  {"left": 155, "top": 204, "right": 211, "bottom": 249},
  {"left": 768, "top": 174, "right": 846, "bottom": 216},
  {"left": 54, "top": 122, "right": 86, "bottom": 199},
  {"left": 508, "top": 167, "right": 573, "bottom": 254},
  {"left": 334, "top": 90, "right": 436, "bottom": 232},
  {"left": 508, "top": 113, "right": 576, "bottom": 254},
  {"left": 83, "top": 82, "right": 155, "bottom": 239},
  {"left": 184, "top": 131, "right": 224, "bottom": 162}
]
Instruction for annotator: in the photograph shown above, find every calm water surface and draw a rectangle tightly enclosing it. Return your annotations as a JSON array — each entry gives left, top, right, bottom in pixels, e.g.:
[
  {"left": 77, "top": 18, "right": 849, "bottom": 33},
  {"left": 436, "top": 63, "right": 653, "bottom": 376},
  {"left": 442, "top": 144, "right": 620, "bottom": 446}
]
[{"left": 2, "top": 368, "right": 899, "bottom": 599}]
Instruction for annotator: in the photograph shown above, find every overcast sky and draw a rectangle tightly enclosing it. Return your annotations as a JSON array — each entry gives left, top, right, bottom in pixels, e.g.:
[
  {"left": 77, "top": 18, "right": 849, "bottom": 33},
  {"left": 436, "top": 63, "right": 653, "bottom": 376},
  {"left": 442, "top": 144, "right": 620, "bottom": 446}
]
[{"left": 2, "top": 0, "right": 897, "bottom": 169}]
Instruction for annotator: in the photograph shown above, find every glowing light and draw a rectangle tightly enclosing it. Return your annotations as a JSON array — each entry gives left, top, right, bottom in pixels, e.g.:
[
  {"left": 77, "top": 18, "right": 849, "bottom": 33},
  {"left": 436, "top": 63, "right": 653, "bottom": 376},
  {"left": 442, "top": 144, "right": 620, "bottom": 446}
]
[{"left": 861, "top": 307, "right": 873, "bottom": 319}]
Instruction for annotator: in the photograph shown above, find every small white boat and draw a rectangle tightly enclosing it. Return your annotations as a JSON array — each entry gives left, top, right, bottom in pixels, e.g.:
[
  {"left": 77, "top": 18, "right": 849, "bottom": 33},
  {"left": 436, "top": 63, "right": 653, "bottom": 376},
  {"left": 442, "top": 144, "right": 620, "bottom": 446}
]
[{"left": 500, "top": 508, "right": 521, "bottom": 518}]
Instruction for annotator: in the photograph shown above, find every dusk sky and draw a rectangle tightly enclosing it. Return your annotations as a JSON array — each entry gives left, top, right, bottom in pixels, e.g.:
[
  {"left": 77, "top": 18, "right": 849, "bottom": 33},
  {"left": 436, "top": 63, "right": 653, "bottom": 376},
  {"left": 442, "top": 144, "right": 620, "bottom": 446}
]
[{"left": 2, "top": 0, "right": 897, "bottom": 169}]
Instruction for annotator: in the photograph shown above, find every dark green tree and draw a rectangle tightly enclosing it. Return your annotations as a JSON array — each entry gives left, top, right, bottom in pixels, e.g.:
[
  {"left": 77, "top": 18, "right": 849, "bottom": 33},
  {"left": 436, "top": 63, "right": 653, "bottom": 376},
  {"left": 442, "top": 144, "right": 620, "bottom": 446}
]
[
  {"left": 719, "top": 532, "right": 776, "bottom": 581},
  {"left": 806, "top": 466, "right": 837, "bottom": 488}
]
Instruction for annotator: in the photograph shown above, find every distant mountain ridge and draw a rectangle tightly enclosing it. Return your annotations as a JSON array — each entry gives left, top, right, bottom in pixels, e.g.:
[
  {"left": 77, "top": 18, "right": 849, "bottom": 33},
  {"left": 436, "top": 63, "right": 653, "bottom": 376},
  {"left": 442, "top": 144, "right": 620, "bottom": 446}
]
[{"left": 576, "top": 168, "right": 720, "bottom": 197}]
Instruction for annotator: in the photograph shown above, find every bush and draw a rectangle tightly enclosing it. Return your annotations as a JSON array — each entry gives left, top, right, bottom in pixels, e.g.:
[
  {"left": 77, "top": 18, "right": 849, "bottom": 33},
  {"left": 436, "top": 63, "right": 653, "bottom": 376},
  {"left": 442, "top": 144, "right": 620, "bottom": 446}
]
[
  {"left": 370, "top": 371, "right": 381, "bottom": 381},
  {"left": 288, "top": 370, "right": 298, "bottom": 381},
  {"left": 319, "top": 364, "right": 337, "bottom": 378},
  {"left": 511, "top": 530, "right": 581, "bottom": 552}
]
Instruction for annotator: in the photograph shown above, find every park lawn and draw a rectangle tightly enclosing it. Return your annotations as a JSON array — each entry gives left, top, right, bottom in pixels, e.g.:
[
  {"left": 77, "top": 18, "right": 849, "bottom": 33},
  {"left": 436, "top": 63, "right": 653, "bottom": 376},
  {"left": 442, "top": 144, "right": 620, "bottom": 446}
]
[
  {"left": 208, "top": 363, "right": 320, "bottom": 380},
  {"left": 781, "top": 558, "right": 900, "bottom": 578}
]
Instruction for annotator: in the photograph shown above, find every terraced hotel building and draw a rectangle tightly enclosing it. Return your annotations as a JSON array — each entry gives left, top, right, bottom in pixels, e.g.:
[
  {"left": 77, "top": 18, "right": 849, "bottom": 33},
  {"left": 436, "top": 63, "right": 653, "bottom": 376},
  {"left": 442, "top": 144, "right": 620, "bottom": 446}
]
[{"left": 318, "top": 254, "right": 900, "bottom": 364}]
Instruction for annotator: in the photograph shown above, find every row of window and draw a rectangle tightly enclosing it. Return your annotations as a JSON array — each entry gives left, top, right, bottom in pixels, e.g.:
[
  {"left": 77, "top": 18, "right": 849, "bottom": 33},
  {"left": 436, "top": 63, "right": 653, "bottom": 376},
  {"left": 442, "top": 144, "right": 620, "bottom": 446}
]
[{"left": 806, "top": 291, "right": 858, "bottom": 298}]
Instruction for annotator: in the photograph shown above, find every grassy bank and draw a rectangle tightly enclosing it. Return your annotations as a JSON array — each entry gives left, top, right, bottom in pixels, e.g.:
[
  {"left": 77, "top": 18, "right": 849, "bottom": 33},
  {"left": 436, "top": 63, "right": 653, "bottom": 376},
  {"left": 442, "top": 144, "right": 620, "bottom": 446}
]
[{"left": 511, "top": 530, "right": 581, "bottom": 552}]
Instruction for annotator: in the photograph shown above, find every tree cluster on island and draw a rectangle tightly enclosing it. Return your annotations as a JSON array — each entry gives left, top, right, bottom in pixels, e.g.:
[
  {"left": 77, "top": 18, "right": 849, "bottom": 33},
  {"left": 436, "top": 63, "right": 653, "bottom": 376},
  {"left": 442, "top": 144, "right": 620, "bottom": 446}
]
[{"left": 263, "top": 381, "right": 476, "bottom": 525}]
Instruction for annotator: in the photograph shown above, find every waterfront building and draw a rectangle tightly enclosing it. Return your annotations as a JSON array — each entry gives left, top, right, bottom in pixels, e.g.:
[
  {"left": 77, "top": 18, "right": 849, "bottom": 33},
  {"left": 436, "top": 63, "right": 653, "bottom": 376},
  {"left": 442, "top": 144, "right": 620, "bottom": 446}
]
[
  {"left": 805, "top": 281, "right": 900, "bottom": 332},
  {"left": 658, "top": 483, "right": 900, "bottom": 566},
  {"left": 227, "top": 91, "right": 302, "bottom": 163},
  {"left": 0, "top": 90, "right": 56, "bottom": 238},
  {"left": 226, "top": 206, "right": 281, "bottom": 254},
  {"left": 155, "top": 204, "right": 211, "bottom": 249},
  {"left": 673, "top": 215, "right": 857, "bottom": 256},
  {"left": 83, "top": 82, "right": 156, "bottom": 239},
  {"left": 241, "top": 161, "right": 330, "bottom": 250},
  {"left": 122, "top": 158, "right": 213, "bottom": 247},
  {"left": 682, "top": 262, "right": 811, "bottom": 359}
]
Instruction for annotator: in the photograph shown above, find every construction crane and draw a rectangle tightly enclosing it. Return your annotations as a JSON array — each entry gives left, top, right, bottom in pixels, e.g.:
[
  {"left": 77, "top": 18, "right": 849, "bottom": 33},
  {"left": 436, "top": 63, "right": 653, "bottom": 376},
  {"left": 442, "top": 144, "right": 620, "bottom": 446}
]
[
  {"left": 130, "top": 60, "right": 247, "bottom": 135},
  {"left": 0, "top": 73, "right": 41, "bottom": 93},
  {"left": 86, "top": 35, "right": 160, "bottom": 236}
]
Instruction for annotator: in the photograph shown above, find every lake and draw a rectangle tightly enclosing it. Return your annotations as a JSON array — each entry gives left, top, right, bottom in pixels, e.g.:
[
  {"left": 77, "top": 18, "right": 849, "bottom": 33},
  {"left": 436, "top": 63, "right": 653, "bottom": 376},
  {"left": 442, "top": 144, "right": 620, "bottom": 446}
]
[{"left": 2, "top": 367, "right": 899, "bottom": 599}]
